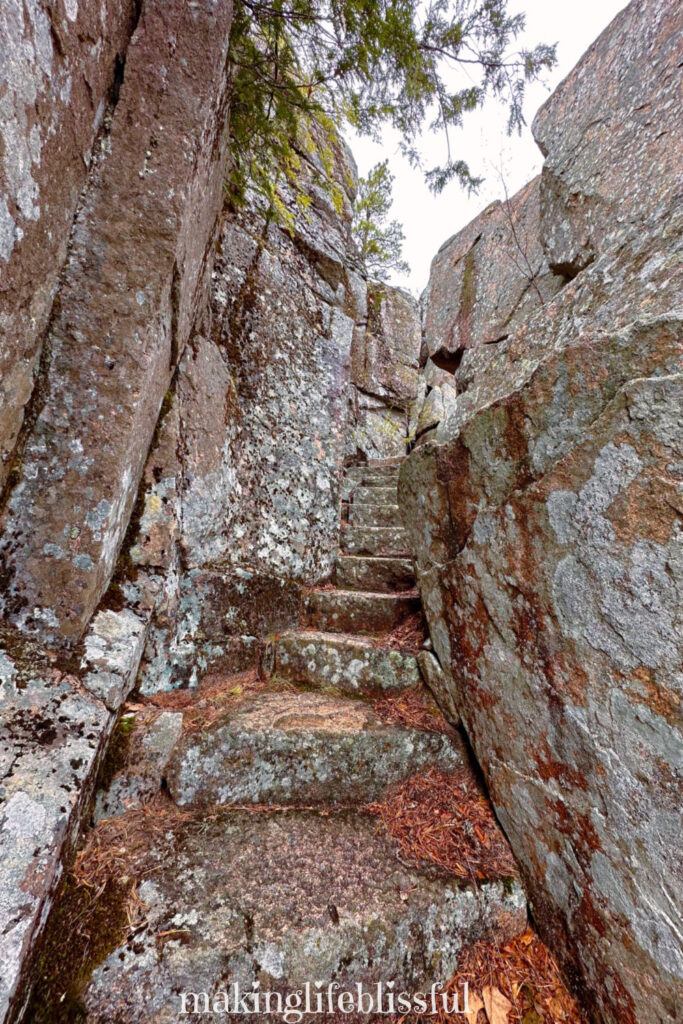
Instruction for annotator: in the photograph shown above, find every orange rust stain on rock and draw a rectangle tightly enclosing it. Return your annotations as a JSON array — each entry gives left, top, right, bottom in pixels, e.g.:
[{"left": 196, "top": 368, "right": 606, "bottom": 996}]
[
  {"left": 438, "top": 442, "right": 476, "bottom": 553},
  {"left": 576, "top": 888, "right": 609, "bottom": 940},
  {"left": 507, "top": 526, "right": 589, "bottom": 708},
  {"left": 549, "top": 798, "right": 603, "bottom": 857},
  {"left": 497, "top": 399, "right": 537, "bottom": 490},
  {"left": 563, "top": 335, "right": 612, "bottom": 398},
  {"left": 533, "top": 739, "right": 588, "bottom": 792},
  {"left": 607, "top": 471, "right": 680, "bottom": 547},
  {"left": 627, "top": 667, "right": 681, "bottom": 726}
]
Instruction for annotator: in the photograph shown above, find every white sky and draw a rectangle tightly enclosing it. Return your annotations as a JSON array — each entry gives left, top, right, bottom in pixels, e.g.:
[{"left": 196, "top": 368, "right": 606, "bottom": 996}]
[{"left": 345, "top": 0, "right": 628, "bottom": 294}]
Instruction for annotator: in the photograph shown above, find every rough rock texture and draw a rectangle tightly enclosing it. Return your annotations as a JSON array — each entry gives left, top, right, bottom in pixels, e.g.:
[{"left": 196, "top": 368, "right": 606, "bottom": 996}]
[
  {"left": 347, "top": 282, "right": 420, "bottom": 459},
  {"left": 166, "top": 688, "right": 463, "bottom": 807},
  {"left": 349, "top": 390, "right": 409, "bottom": 460},
  {"left": 341, "top": 523, "right": 410, "bottom": 557},
  {"left": 532, "top": 0, "right": 683, "bottom": 279},
  {"left": 93, "top": 709, "right": 183, "bottom": 822},
  {"left": 402, "top": 2, "right": 683, "bottom": 1021},
  {"left": 265, "top": 630, "right": 421, "bottom": 696},
  {"left": 42, "top": 458, "right": 529, "bottom": 1021},
  {"left": 0, "top": 0, "right": 235, "bottom": 646},
  {"left": 352, "top": 282, "right": 422, "bottom": 405},
  {"left": 417, "top": 650, "right": 460, "bottom": 727},
  {"left": 202, "top": 185, "right": 356, "bottom": 580},
  {"left": 303, "top": 588, "right": 420, "bottom": 633},
  {"left": 0, "top": 609, "right": 146, "bottom": 1022},
  {"left": 349, "top": 501, "right": 402, "bottom": 527},
  {"left": 334, "top": 554, "right": 415, "bottom": 593},
  {"left": 414, "top": 176, "right": 565, "bottom": 441},
  {"left": 121, "top": 133, "right": 365, "bottom": 693},
  {"left": 0, "top": 0, "right": 138, "bottom": 490},
  {"left": 81, "top": 808, "right": 527, "bottom": 1024},
  {"left": 423, "top": 177, "right": 563, "bottom": 360}
]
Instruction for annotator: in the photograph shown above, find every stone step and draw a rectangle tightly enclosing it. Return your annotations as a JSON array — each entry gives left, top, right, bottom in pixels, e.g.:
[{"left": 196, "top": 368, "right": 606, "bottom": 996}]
[
  {"left": 344, "top": 460, "right": 403, "bottom": 488},
  {"left": 341, "top": 524, "right": 410, "bottom": 556},
  {"left": 349, "top": 502, "right": 402, "bottom": 528},
  {"left": 166, "top": 689, "right": 463, "bottom": 807},
  {"left": 334, "top": 554, "right": 415, "bottom": 592},
  {"left": 81, "top": 808, "right": 527, "bottom": 1022},
  {"left": 303, "top": 588, "right": 419, "bottom": 634},
  {"left": 352, "top": 483, "right": 398, "bottom": 505},
  {"left": 264, "top": 629, "right": 421, "bottom": 696}
]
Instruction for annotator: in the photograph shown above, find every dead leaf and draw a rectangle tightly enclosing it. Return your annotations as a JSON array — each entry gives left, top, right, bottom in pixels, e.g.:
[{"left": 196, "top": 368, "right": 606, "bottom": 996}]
[
  {"left": 483, "top": 985, "right": 513, "bottom": 1024},
  {"left": 464, "top": 992, "right": 485, "bottom": 1024}
]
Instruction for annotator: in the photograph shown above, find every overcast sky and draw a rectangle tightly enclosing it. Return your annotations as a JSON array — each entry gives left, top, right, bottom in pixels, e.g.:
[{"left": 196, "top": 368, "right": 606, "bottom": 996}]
[{"left": 346, "top": 0, "right": 627, "bottom": 294}]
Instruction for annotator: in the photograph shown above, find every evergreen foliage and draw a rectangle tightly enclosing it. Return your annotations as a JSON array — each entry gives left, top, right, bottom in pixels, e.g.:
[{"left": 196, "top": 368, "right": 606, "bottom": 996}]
[
  {"left": 353, "top": 160, "right": 410, "bottom": 280},
  {"left": 227, "top": 0, "right": 556, "bottom": 208}
]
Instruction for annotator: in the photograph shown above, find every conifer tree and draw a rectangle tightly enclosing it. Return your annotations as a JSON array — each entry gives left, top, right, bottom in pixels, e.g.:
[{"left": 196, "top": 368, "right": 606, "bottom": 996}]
[
  {"left": 353, "top": 160, "right": 410, "bottom": 280},
  {"left": 227, "top": 0, "right": 556, "bottom": 208}
]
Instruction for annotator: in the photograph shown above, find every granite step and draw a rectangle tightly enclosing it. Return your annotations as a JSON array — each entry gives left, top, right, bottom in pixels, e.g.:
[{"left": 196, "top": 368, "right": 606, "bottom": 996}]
[
  {"left": 334, "top": 554, "right": 415, "bottom": 593},
  {"left": 343, "top": 461, "right": 403, "bottom": 489},
  {"left": 351, "top": 483, "right": 398, "bottom": 505},
  {"left": 264, "top": 629, "right": 421, "bottom": 696},
  {"left": 303, "top": 588, "right": 419, "bottom": 634},
  {"left": 349, "top": 502, "right": 402, "bottom": 528},
  {"left": 81, "top": 807, "right": 527, "bottom": 1023},
  {"left": 341, "top": 524, "right": 410, "bottom": 556},
  {"left": 166, "top": 689, "right": 463, "bottom": 807}
]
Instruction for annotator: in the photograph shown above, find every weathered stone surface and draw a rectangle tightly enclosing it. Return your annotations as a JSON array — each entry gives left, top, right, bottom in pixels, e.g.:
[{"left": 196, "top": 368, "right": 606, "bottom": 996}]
[
  {"left": 0, "top": 605, "right": 147, "bottom": 1022},
  {"left": 404, "top": 3, "right": 683, "bottom": 1013},
  {"left": 415, "top": 383, "right": 458, "bottom": 441},
  {"left": 265, "top": 630, "right": 421, "bottom": 696},
  {"left": 347, "top": 390, "right": 408, "bottom": 460},
  {"left": 352, "top": 484, "right": 398, "bottom": 505},
  {"left": 94, "top": 710, "right": 183, "bottom": 822},
  {"left": 422, "top": 177, "right": 563, "bottom": 361},
  {"left": 532, "top": 0, "right": 682, "bottom": 277},
  {"left": 0, "top": 0, "right": 138, "bottom": 489},
  {"left": 0, "top": 646, "right": 108, "bottom": 1023},
  {"left": 334, "top": 554, "right": 415, "bottom": 593},
  {"left": 166, "top": 689, "right": 463, "bottom": 807},
  {"left": 303, "top": 588, "right": 419, "bottom": 634},
  {"left": 349, "top": 502, "right": 402, "bottom": 528},
  {"left": 342, "top": 458, "right": 403, "bottom": 491},
  {"left": 81, "top": 609, "right": 148, "bottom": 711},
  {"left": 422, "top": 357, "right": 458, "bottom": 391},
  {"left": 351, "top": 282, "right": 422, "bottom": 406},
  {"left": 0, "top": 0, "right": 235, "bottom": 646},
  {"left": 82, "top": 808, "right": 527, "bottom": 1024},
  {"left": 193, "top": 193, "right": 355, "bottom": 580},
  {"left": 417, "top": 650, "right": 460, "bottom": 728},
  {"left": 341, "top": 524, "right": 410, "bottom": 557},
  {"left": 404, "top": 359, "right": 683, "bottom": 1023},
  {"left": 124, "top": 134, "right": 363, "bottom": 694}
]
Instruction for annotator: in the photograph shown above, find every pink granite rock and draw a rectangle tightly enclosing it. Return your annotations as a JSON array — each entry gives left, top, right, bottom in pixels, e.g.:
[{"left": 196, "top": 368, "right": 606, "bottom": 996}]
[
  {"left": 0, "top": 0, "right": 234, "bottom": 645},
  {"left": 403, "top": 2, "right": 683, "bottom": 1021},
  {"left": 0, "top": 0, "right": 138, "bottom": 490}
]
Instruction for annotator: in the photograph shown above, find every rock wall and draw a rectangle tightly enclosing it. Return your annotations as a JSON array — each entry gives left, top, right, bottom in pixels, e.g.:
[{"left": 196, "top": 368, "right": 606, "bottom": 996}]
[
  {"left": 0, "top": 0, "right": 139, "bottom": 492},
  {"left": 0, "top": 0, "right": 235, "bottom": 647},
  {"left": 0, "top": 1, "right": 235, "bottom": 1017},
  {"left": 0, "top": 608, "right": 147, "bottom": 1022},
  {"left": 0, "top": 1, "right": 380, "bottom": 998},
  {"left": 127, "top": 138, "right": 365, "bottom": 692},
  {"left": 401, "top": 2, "right": 682, "bottom": 1022},
  {"left": 349, "top": 280, "right": 421, "bottom": 459},
  {"left": 411, "top": 176, "right": 565, "bottom": 446}
]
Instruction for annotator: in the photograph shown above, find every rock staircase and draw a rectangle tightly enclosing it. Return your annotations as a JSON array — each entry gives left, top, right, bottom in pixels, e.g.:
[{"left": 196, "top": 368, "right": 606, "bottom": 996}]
[{"left": 70, "top": 458, "right": 526, "bottom": 1023}]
